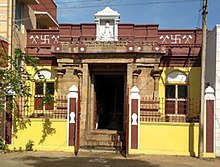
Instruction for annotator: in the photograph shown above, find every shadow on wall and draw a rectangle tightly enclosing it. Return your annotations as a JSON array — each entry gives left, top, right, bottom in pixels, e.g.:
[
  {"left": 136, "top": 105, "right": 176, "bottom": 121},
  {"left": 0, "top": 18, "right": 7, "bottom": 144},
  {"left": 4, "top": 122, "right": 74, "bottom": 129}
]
[
  {"left": 159, "top": 55, "right": 200, "bottom": 157},
  {"left": 39, "top": 118, "right": 56, "bottom": 144},
  {"left": 12, "top": 98, "right": 31, "bottom": 140},
  {"left": 189, "top": 123, "right": 196, "bottom": 157}
]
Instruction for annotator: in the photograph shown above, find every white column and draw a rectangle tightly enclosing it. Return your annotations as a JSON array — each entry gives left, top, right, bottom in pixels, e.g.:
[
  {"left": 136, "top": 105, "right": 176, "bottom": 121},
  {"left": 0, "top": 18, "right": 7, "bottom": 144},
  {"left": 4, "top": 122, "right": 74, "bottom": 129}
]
[
  {"left": 129, "top": 86, "right": 140, "bottom": 151},
  {"left": 204, "top": 86, "right": 215, "bottom": 155},
  {"left": 67, "top": 85, "right": 78, "bottom": 146}
]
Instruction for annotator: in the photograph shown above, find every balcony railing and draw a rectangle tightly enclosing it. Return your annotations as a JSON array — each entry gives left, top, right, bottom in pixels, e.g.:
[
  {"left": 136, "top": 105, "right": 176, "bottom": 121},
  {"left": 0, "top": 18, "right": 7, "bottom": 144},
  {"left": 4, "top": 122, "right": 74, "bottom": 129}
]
[
  {"left": 15, "top": 96, "right": 67, "bottom": 119},
  {"left": 14, "top": 96, "right": 200, "bottom": 123},
  {"left": 140, "top": 97, "right": 200, "bottom": 123}
]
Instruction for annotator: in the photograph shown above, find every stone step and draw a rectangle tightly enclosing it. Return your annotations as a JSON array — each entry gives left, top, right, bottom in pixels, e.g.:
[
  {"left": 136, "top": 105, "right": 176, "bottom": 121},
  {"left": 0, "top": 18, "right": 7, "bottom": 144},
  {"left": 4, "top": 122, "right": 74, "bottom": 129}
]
[
  {"left": 85, "top": 130, "right": 125, "bottom": 150},
  {"left": 91, "top": 129, "right": 118, "bottom": 135},
  {"left": 79, "top": 146, "right": 120, "bottom": 153},
  {"left": 87, "top": 133, "right": 120, "bottom": 141},
  {"left": 86, "top": 140, "right": 122, "bottom": 147}
]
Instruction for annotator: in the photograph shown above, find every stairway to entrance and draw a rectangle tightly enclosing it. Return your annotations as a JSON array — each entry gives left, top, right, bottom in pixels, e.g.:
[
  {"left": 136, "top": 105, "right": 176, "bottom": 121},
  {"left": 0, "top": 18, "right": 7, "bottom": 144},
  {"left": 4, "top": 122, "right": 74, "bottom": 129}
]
[{"left": 83, "top": 130, "right": 125, "bottom": 152}]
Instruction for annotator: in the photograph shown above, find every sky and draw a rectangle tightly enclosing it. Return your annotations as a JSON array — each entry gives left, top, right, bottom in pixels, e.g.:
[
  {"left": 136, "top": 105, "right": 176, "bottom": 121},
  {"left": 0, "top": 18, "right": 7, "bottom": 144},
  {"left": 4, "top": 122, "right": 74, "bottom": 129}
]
[{"left": 54, "top": 0, "right": 220, "bottom": 30}]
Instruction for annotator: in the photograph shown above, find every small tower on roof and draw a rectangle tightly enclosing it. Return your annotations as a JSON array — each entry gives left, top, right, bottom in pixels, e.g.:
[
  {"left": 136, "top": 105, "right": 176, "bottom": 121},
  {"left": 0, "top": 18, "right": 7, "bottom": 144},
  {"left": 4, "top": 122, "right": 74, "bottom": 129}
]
[{"left": 94, "top": 6, "right": 120, "bottom": 41}]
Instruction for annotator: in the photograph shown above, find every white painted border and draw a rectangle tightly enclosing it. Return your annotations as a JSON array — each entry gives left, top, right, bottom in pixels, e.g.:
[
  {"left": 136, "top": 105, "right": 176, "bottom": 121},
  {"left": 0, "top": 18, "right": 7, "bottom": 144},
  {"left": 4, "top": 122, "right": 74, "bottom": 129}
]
[
  {"left": 129, "top": 86, "right": 140, "bottom": 151},
  {"left": 204, "top": 86, "right": 216, "bottom": 154},
  {"left": 67, "top": 85, "right": 78, "bottom": 146},
  {"left": 166, "top": 71, "right": 188, "bottom": 83},
  {"left": 34, "top": 11, "right": 58, "bottom": 27},
  {"left": 0, "top": 4, "right": 8, "bottom": 6}
]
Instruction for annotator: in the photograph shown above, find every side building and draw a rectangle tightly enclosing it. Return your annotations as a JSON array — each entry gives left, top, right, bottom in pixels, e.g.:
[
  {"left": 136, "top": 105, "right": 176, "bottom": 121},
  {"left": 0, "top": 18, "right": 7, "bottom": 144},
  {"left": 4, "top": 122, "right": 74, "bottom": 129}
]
[
  {"left": 0, "top": 0, "right": 58, "bottom": 143},
  {"left": 206, "top": 24, "right": 220, "bottom": 157}
]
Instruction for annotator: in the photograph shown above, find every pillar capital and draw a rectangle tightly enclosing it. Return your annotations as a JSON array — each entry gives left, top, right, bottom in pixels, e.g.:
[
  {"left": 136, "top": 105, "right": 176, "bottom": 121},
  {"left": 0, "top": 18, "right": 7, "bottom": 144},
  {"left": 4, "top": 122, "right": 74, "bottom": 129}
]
[
  {"left": 132, "top": 69, "right": 141, "bottom": 86},
  {"left": 150, "top": 67, "right": 162, "bottom": 79},
  {"left": 55, "top": 67, "right": 66, "bottom": 77},
  {"left": 150, "top": 67, "right": 162, "bottom": 98},
  {"left": 74, "top": 69, "right": 83, "bottom": 78}
]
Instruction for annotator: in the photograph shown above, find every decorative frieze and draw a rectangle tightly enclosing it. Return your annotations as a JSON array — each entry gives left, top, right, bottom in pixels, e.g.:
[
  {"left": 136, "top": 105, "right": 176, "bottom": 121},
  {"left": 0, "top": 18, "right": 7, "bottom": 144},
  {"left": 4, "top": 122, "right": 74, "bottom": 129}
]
[{"left": 52, "top": 41, "right": 164, "bottom": 54}]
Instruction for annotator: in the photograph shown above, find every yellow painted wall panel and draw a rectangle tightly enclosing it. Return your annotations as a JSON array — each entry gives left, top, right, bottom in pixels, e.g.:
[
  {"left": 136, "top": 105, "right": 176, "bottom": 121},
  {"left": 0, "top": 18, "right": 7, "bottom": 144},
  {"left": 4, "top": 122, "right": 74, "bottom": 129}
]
[
  {"left": 25, "top": 66, "right": 58, "bottom": 115},
  {"left": 159, "top": 67, "right": 201, "bottom": 98},
  {"left": 11, "top": 119, "right": 68, "bottom": 151},
  {"left": 136, "top": 122, "right": 199, "bottom": 156},
  {"left": 159, "top": 67, "right": 201, "bottom": 114}
]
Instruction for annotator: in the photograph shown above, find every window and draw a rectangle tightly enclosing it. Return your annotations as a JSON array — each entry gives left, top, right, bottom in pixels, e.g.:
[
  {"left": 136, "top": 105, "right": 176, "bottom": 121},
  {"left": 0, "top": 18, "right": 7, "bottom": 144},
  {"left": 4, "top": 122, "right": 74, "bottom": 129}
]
[
  {"left": 34, "top": 82, "right": 54, "bottom": 110},
  {"left": 15, "top": 1, "right": 23, "bottom": 31},
  {"left": 34, "top": 70, "right": 55, "bottom": 111},
  {"left": 165, "top": 71, "right": 188, "bottom": 115},
  {"left": 165, "top": 85, "right": 188, "bottom": 114}
]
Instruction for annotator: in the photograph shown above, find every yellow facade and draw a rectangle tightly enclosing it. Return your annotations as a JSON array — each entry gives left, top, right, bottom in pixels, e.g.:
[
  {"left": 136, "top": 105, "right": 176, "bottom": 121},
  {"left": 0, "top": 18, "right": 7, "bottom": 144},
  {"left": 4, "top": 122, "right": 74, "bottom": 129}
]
[
  {"left": 159, "top": 67, "right": 201, "bottom": 114},
  {"left": 11, "top": 120, "right": 199, "bottom": 155},
  {"left": 10, "top": 65, "right": 203, "bottom": 156},
  {"left": 25, "top": 65, "right": 58, "bottom": 116},
  {"left": 9, "top": 66, "right": 72, "bottom": 151},
  {"left": 9, "top": 118, "right": 75, "bottom": 152},
  {"left": 159, "top": 67, "right": 201, "bottom": 99},
  {"left": 129, "top": 122, "right": 199, "bottom": 156}
]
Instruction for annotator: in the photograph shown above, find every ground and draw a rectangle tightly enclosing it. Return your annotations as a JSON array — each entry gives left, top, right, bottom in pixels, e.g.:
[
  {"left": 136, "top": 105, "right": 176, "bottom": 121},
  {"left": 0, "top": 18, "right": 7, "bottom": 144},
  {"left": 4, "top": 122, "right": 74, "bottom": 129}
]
[{"left": 0, "top": 151, "right": 220, "bottom": 167}]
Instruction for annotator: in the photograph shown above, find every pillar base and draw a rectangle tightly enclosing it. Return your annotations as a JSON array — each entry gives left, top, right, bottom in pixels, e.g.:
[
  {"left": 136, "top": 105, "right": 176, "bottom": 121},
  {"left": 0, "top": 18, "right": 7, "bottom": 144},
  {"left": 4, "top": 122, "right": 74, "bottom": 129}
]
[{"left": 203, "top": 152, "right": 216, "bottom": 158}]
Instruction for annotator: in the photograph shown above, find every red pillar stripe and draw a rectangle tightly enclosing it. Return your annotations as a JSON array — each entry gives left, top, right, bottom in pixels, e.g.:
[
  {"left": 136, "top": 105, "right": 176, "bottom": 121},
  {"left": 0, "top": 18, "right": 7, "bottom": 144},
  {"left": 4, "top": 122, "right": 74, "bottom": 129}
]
[
  {"left": 69, "top": 98, "right": 76, "bottom": 146},
  {"left": 131, "top": 99, "right": 138, "bottom": 149},
  {"left": 206, "top": 100, "right": 214, "bottom": 153}
]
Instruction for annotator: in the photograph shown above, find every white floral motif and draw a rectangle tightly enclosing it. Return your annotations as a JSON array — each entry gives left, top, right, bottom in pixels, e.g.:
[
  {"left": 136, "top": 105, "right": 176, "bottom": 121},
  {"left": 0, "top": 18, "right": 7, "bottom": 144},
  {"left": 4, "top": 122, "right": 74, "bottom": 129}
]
[
  {"left": 69, "top": 112, "right": 75, "bottom": 124},
  {"left": 131, "top": 113, "right": 138, "bottom": 125}
]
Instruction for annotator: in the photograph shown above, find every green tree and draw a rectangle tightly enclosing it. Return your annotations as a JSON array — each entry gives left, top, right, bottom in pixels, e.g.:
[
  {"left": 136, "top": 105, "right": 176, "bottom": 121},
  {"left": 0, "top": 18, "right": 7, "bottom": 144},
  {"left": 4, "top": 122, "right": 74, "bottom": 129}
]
[
  {"left": 0, "top": 48, "right": 54, "bottom": 114},
  {"left": 0, "top": 48, "right": 39, "bottom": 111},
  {"left": 0, "top": 48, "right": 55, "bottom": 146}
]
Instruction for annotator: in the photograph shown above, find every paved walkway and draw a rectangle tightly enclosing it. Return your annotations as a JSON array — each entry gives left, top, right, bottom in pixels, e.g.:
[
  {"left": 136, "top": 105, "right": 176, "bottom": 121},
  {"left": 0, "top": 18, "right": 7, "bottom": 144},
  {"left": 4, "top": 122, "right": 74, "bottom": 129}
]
[{"left": 0, "top": 151, "right": 220, "bottom": 167}]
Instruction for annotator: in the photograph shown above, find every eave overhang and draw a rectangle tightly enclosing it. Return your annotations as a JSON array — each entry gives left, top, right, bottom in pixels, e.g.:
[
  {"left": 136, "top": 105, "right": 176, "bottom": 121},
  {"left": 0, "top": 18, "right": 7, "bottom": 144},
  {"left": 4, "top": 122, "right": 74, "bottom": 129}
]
[
  {"left": 34, "top": 11, "right": 58, "bottom": 28},
  {"left": 21, "top": 0, "right": 39, "bottom": 5}
]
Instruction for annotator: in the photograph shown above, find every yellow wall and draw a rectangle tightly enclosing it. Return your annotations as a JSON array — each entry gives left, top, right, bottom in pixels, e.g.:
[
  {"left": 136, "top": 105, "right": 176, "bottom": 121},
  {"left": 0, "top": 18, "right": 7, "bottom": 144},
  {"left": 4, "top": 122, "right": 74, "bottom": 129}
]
[
  {"left": 159, "top": 67, "right": 201, "bottom": 114},
  {"left": 25, "top": 65, "right": 58, "bottom": 115},
  {"left": 130, "top": 122, "right": 199, "bottom": 156},
  {"left": 10, "top": 119, "right": 74, "bottom": 152},
  {"left": 159, "top": 67, "right": 201, "bottom": 99},
  {"left": 26, "top": 65, "right": 57, "bottom": 95},
  {"left": 11, "top": 119, "right": 199, "bottom": 156}
]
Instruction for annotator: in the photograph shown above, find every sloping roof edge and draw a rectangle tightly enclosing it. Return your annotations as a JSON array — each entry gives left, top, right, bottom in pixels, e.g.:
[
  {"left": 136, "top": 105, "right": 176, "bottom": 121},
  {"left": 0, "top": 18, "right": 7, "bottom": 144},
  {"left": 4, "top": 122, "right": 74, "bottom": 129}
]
[{"left": 34, "top": 11, "right": 59, "bottom": 27}]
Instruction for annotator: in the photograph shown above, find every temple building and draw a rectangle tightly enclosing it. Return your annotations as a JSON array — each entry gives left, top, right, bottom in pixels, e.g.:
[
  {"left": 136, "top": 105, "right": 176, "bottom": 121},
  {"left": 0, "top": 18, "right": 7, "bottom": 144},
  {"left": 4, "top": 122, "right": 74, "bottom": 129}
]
[{"left": 5, "top": 6, "right": 213, "bottom": 157}]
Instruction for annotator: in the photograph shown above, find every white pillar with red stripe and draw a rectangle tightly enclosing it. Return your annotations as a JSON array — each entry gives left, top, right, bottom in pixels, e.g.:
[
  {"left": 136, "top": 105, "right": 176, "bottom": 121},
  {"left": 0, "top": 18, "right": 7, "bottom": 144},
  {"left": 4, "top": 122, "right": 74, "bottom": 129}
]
[
  {"left": 204, "top": 86, "right": 215, "bottom": 157},
  {"left": 129, "top": 86, "right": 140, "bottom": 151},
  {"left": 67, "top": 85, "right": 78, "bottom": 146}
]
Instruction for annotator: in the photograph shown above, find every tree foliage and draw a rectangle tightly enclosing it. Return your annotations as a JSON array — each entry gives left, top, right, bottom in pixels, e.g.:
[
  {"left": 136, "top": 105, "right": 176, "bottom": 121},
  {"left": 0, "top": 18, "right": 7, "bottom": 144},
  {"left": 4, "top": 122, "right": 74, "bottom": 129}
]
[
  {"left": 0, "top": 48, "right": 56, "bottom": 145},
  {"left": 0, "top": 48, "right": 51, "bottom": 112},
  {"left": 1, "top": 48, "right": 38, "bottom": 94}
]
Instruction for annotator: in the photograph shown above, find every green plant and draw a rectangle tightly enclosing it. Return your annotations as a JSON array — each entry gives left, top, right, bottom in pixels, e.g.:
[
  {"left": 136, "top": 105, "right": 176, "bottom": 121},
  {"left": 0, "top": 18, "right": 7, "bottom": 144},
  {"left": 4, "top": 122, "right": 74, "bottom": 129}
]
[
  {"left": 25, "top": 140, "right": 34, "bottom": 151},
  {"left": 0, "top": 137, "right": 8, "bottom": 151}
]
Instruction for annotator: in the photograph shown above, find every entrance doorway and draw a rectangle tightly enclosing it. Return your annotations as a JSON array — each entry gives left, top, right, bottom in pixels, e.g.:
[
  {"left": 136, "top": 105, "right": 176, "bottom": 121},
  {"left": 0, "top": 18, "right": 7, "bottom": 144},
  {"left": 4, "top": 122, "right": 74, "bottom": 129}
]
[{"left": 94, "top": 75, "right": 124, "bottom": 130}]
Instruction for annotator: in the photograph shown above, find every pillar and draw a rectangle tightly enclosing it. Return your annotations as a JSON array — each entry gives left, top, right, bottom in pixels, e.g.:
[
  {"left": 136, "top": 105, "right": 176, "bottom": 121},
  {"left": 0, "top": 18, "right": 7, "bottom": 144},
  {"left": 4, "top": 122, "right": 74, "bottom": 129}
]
[
  {"left": 204, "top": 86, "right": 215, "bottom": 158},
  {"left": 55, "top": 68, "right": 65, "bottom": 97},
  {"left": 127, "top": 64, "right": 133, "bottom": 90},
  {"left": 80, "top": 64, "right": 89, "bottom": 145},
  {"left": 132, "top": 69, "right": 141, "bottom": 86},
  {"left": 67, "top": 85, "right": 78, "bottom": 147},
  {"left": 129, "top": 86, "right": 140, "bottom": 152},
  {"left": 151, "top": 67, "right": 162, "bottom": 98}
]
